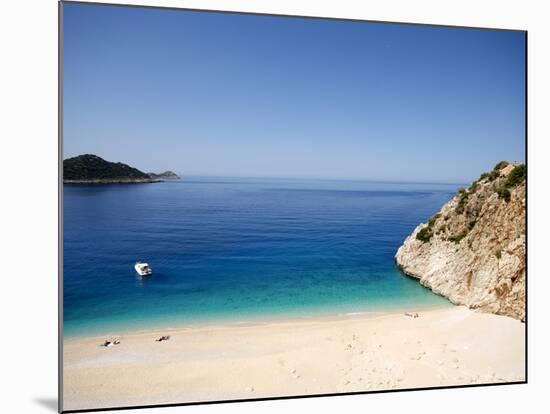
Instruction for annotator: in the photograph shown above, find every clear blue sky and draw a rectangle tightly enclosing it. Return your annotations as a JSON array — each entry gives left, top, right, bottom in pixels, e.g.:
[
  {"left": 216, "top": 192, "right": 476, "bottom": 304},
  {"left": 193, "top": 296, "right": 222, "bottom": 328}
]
[{"left": 62, "top": 2, "right": 525, "bottom": 183}]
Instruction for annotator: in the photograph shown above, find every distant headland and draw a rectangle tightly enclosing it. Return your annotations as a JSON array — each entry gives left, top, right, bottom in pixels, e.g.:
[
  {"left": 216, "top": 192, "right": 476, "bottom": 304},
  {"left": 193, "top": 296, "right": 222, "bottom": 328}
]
[
  {"left": 147, "top": 170, "right": 180, "bottom": 180},
  {"left": 63, "top": 154, "right": 179, "bottom": 184}
]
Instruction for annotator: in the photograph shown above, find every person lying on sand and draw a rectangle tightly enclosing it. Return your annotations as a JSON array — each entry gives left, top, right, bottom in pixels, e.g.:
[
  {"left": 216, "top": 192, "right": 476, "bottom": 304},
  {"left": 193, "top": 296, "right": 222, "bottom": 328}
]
[
  {"left": 404, "top": 312, "right": 420, "bottom": 318},
  {"left": 101, "top": 339, "right": 121, "bottom": 347},
  {"left": 155, "top": 335, "right": 171, "bottom": 342}
]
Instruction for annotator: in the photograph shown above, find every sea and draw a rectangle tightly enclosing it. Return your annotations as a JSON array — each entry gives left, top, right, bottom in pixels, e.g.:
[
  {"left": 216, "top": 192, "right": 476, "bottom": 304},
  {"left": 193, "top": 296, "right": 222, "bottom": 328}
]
[{"left": 63, "top": 177, "right": 458, "bottom": 338}]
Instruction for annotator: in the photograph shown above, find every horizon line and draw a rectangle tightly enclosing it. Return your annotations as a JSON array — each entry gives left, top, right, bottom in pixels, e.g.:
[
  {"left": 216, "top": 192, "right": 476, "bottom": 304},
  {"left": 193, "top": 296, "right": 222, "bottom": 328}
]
[{"left": 167, "top": 173, "right": 469, "bottom": 187}]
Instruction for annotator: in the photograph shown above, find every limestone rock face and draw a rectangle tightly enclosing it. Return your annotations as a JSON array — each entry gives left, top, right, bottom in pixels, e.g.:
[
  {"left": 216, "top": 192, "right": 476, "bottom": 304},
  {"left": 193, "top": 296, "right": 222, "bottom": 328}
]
[{"left": 395, "top": 163, "right": 526, "bottom": 321}]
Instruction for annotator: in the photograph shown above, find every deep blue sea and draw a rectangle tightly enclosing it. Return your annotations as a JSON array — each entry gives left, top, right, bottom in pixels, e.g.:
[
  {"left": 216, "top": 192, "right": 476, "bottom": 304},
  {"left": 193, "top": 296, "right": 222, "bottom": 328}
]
[{"left": 63, "top": 177, "right": 458, "bottom": 338}]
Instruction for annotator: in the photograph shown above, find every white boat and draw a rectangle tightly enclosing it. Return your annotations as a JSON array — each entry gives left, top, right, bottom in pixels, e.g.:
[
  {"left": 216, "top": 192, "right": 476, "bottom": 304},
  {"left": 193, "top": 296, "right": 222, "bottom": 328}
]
[{"left": 134, "top": 262, "right": 152, "bottom": 276}]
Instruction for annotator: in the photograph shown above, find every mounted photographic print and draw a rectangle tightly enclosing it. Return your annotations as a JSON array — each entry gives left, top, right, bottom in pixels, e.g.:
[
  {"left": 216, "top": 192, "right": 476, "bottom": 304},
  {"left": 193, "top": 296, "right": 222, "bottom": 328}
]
[{"left": 60, "top": 1, "right": 526, "bottom": 412}]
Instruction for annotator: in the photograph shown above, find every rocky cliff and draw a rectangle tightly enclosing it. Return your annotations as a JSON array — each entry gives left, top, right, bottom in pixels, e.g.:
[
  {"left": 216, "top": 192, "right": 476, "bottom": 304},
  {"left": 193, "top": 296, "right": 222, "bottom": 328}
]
[{"left": 395, "top": 162, "right": 526, "bottom": 321}]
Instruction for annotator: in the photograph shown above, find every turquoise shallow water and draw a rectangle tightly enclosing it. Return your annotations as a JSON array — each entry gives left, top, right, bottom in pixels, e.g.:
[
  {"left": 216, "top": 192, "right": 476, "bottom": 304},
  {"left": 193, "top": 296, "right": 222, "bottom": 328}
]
[{"left": 63, "top": 177, "right": 457, "bottom": 338}]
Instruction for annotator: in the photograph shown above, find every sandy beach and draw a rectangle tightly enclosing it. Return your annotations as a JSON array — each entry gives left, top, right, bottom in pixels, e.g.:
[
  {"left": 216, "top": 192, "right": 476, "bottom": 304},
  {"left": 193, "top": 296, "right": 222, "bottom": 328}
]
[{"left": 62, "top": 306, "right": 525, "bottom": 411}]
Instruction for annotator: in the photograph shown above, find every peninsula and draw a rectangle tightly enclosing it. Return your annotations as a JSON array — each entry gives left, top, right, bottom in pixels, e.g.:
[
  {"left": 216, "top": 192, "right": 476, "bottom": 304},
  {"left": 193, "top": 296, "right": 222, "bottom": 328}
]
[{"left": 63, "top": 154, "right": 178, "bottom": 184}]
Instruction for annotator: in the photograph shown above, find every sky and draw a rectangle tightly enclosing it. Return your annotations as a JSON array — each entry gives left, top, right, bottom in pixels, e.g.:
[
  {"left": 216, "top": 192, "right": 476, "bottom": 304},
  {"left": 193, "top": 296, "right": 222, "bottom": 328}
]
[{"left": 62, "top": 3, "right": 525, "bottom": 184}]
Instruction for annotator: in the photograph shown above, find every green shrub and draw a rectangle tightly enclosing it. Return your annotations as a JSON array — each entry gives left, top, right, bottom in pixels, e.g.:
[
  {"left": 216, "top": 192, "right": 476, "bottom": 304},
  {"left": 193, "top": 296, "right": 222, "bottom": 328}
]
[
  {"left": 493, "top": 164, "right": 525, "bottom": 202},
  {"left": 416, "top": 212, "right": 441, "bottom": 243},
  {"left": 495, "top": 250, "right": 502, "bottom": 259},
  {"left": 468, "top": 181, "right": 479, "bottom": 193},
  {"left": 486, "top": 161, "right": 510, "bottom": 182},
  {"left": 497, "top": 188, "right": 511, "bottom": 202},
  {"left": 449, "top": 230, "right": 468, "bottom": 244},
  {"left": 503, "top": 164, "right": 526, "bottom": 189},
  {"left": 416, "top": 226, "right": 433, "bottom": 242},
  {"left": 428, "top": 213, "right": 441, "bottom": 227},
  {"left": 468, "top": 219, "right": 477, "bottom": 230},
  {"left": 479, "top": 172, "right": 489, "bottom": 181},
  {"left": 493, "top": 161, "right": 509, "bottom": 171},
  {"left": 488, "top": 169, "right": 500, "bottom": 181},
  {"left": 455, "top": 192, "right": 469, "bottom": 214}
]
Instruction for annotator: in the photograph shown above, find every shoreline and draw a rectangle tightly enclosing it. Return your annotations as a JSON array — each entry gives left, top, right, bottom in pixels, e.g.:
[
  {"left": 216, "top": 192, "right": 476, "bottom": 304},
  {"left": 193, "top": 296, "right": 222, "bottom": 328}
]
[
  {"left": 63, "top": 301, "right": 452, "bottom": 340},
  {"left": 63, "top": 306, "right": 525, "bottom": 411},
  {"left": 63, "top": 178, "right": 160, "bottom": 184}
]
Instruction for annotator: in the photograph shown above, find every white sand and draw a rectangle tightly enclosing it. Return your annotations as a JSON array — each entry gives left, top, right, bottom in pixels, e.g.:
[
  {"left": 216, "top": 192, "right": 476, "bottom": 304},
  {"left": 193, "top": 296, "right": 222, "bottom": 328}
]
[{"left": 63, "top": 306, "right": 525, "bottom": 411}]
